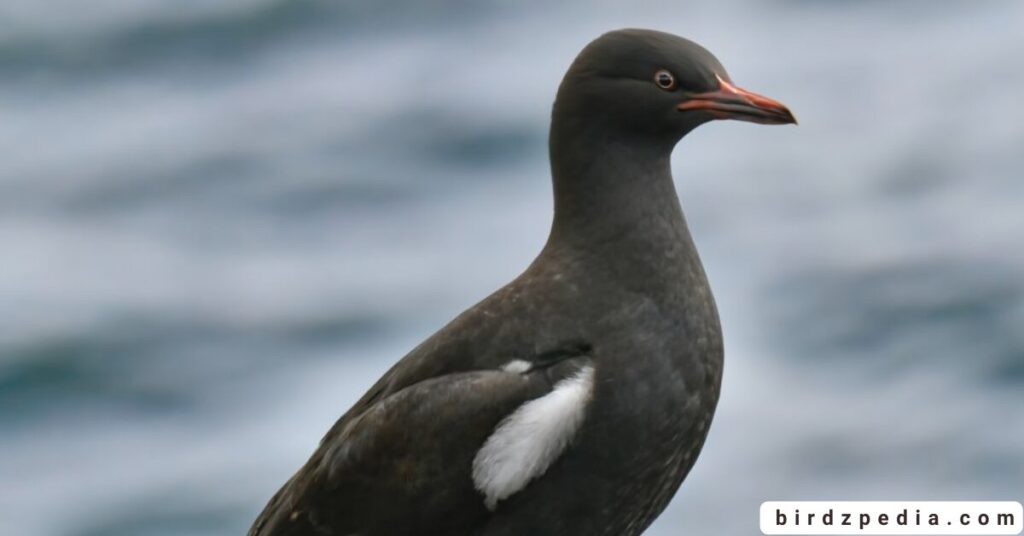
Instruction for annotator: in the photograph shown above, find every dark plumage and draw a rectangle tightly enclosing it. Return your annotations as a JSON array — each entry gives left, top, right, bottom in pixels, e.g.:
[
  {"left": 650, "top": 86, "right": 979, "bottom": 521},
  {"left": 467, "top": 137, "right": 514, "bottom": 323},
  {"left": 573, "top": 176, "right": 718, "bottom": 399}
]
[{"left": 250, "top": 28, "right": 795, "bottom": 536}]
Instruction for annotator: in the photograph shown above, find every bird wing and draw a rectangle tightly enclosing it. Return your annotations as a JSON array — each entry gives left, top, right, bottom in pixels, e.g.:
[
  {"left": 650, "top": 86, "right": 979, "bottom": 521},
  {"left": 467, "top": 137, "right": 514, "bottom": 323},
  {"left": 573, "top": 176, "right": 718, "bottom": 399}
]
[{"left": 249, "top": 342, "right": 594, "bottom": 536}]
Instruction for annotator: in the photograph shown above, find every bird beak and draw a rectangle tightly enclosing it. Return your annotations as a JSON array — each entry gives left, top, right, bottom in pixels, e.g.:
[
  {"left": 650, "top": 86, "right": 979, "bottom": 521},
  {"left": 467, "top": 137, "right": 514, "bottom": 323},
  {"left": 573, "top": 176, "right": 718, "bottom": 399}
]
[{"left": 678, "top": 74, "right": 797, "bottom": 125}]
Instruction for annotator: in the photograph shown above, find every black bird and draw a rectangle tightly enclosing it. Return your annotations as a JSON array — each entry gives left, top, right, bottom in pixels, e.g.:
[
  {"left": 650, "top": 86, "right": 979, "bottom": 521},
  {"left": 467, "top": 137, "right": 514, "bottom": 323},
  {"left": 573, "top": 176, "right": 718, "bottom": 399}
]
[{"left": 250, "top": 28, "right": 795, "bottom": 536}]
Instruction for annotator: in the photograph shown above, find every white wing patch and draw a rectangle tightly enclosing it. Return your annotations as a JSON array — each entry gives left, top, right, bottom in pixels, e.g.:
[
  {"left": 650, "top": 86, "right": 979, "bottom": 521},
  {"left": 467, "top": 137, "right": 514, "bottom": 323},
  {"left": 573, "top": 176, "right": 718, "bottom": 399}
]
[
  {"left": 472, "top": 365, "right": 596, "bottom": 510},
  {"left": 501, "top": 359, "right": 532, "bottom": 373}
]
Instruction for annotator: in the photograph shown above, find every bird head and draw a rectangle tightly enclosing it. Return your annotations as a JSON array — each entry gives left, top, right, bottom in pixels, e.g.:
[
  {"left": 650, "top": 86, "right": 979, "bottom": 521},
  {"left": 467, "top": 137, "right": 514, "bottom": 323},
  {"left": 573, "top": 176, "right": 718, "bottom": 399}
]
[{"left": 554, "top": 29, "right": 796, "bottom": 145}]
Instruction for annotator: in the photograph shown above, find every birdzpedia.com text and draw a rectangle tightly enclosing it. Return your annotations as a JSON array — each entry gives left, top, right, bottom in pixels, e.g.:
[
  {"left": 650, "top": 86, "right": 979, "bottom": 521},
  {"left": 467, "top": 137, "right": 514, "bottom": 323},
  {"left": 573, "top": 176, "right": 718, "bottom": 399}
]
[{"left": 760, "top": 501, "right": 1023, "bottom": 535}]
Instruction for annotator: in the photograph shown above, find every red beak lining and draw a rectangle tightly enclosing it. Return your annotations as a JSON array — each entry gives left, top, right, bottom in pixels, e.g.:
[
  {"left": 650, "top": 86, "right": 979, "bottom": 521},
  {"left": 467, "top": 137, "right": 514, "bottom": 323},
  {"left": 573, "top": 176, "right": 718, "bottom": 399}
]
[{"left": 678, "top": 74, "right": 797, "bottom": 125}]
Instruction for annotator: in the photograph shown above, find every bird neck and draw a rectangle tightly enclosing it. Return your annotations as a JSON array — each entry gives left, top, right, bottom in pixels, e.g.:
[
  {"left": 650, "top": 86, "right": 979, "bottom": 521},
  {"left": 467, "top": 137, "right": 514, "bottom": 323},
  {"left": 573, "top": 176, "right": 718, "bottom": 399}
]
[{"left": 546, "top": 119, "right": 690, "bottom": 259}]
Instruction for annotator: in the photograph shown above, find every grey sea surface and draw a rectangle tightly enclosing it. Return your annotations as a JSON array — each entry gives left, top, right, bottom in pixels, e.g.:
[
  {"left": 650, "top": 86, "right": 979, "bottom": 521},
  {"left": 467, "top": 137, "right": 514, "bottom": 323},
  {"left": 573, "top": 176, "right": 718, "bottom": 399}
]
[{"left": 1, "top": 1, "right": 1022, "bottom": 535}]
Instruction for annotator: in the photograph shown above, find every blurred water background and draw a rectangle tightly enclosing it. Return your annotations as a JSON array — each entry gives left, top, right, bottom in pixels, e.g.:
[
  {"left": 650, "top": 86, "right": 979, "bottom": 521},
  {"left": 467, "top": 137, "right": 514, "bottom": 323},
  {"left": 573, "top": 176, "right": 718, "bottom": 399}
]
[{"left": 1, "top": 1, "right": 1022, "bottom": 534}]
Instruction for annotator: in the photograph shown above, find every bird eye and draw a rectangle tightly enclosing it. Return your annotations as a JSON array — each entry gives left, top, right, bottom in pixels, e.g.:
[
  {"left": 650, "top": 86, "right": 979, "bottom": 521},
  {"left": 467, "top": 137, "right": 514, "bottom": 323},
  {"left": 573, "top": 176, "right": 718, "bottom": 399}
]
[{"left": 654, "top": 69, "right": 676, "bottom": 90}]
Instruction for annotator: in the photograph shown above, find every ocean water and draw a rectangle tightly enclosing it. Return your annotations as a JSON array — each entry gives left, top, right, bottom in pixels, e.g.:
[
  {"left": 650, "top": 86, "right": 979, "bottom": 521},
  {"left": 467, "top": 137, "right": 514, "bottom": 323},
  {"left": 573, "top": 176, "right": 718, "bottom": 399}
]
[{"left": 1, "top": 1, "right": 1022, "bottom": 535}]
